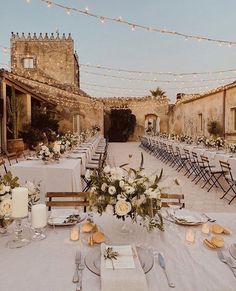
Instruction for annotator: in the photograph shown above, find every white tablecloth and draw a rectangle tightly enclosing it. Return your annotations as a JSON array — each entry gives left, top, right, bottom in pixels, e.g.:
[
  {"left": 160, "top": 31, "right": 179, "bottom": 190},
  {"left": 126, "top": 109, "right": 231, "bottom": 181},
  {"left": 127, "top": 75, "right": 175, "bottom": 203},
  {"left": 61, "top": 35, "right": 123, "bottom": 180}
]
[
  {"left": 1, "top": 213, "right": 236, "bottom": 291},
  {"left": 10, "top": 158, "right": 82, "bottom": 200}
]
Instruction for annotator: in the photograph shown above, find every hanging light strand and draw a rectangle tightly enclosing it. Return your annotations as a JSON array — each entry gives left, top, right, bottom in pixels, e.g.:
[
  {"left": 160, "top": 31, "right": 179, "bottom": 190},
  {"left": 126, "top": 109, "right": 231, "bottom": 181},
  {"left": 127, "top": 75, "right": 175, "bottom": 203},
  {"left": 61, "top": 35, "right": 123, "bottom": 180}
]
[
  {"left": 39, "top": 0, "right": 236, "bottom": 47},
  {"left": 81, "top": 63, "right": 236, "bottom": 76},
  {"left": 82, "top": 70, "right": 236, "bottom": 84}
]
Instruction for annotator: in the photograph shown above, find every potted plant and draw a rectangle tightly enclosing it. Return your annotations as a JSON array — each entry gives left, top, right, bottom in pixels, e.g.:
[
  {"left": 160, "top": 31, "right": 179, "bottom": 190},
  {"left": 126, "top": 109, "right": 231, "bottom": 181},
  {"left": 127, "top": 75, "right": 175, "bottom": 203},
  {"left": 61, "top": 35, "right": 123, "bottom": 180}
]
[{"left": 7, "top": 86, "right": 24, "bottom": 153}]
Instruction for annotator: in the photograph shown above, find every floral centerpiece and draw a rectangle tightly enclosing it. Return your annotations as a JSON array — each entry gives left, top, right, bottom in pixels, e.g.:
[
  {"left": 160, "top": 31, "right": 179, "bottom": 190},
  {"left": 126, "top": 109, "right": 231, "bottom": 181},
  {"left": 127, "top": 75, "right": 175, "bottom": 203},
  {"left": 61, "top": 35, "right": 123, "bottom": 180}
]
[
  {"left": 196, "top": 136, "right": 206, "bottom": 145},
  {"left": 204, "top": 138, "right": 216, "bottom": 148},
  {"left": 87, "top": 156, "right": 164, "bottom": 231},
  {"left": 229, "top": 144, "right": 236, "bottom": 153},
  {"left": 214, "top": 137, "right": 225, "bottom": 149},
  {"left": 36, "top": 142, "right": 61, "bottom": 162},
  {"left": 59, "top": 133, "right": 78, "bottom": 152},
  {"left": 0, "top": 172, "right": 40, "bottom": 230}
]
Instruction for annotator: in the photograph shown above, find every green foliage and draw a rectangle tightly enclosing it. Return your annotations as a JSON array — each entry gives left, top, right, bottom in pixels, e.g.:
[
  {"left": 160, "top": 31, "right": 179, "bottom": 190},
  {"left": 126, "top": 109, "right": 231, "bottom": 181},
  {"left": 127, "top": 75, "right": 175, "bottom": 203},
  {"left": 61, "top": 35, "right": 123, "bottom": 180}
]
[
  {"left": 207, "top": 120, "right": 222, "bottom": 136},
  {"left": 3, "top": 171, "right": 19, "bottom": 188},
  {"left": 150, "top": 87, "right": 167, "bottom": 99},
  {"left": 108, "top": 109, "right": 136, "bottom": 142},
  {"left": 7, "top": 86, "right": 23, "bottom": 139},
  {"left": 21, "top": 106, "right": 58, "bottom": 149}
]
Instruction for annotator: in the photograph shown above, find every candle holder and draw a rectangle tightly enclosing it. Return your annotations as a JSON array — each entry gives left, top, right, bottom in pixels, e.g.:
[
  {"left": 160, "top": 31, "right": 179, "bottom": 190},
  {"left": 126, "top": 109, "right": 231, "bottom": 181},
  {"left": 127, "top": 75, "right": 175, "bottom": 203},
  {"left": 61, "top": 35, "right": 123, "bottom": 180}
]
[
  {"left": 7, "top": 217, "right": 31, "bottom": 249},
  {"left": 32, "top": 226, "right": 47, "bottom": 241}
]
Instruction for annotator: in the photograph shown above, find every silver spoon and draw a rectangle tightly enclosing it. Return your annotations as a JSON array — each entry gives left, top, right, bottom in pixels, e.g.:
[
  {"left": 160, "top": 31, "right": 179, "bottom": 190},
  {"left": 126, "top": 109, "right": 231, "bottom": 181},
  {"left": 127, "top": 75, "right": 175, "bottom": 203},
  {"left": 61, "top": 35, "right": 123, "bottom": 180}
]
[{"left": 76, "top": 263, "right": 85, "bottom": 291}]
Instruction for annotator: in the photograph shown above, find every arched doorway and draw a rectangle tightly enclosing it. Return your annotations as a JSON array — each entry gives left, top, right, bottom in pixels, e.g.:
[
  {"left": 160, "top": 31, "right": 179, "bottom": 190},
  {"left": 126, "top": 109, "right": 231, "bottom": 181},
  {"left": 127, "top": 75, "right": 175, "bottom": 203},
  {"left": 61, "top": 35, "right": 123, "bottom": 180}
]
[{"left": 145, "top": 114, "right": 160, "bottom": 134}]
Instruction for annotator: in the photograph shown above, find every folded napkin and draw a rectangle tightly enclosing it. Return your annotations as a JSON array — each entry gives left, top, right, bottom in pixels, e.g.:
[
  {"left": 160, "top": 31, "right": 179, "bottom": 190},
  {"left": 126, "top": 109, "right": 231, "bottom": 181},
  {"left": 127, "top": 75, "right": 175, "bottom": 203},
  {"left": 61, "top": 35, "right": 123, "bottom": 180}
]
[{"left": 100, "top": 244, "right": 148, "bottom": 291}]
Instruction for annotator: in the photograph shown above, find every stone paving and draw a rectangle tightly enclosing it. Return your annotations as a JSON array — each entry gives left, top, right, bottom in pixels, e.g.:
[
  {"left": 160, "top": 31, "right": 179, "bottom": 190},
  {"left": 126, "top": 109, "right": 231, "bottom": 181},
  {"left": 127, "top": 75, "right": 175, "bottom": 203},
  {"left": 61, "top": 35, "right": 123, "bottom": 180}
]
[{"left": 107, "top": 142, "right": 236, "bottom": 213}]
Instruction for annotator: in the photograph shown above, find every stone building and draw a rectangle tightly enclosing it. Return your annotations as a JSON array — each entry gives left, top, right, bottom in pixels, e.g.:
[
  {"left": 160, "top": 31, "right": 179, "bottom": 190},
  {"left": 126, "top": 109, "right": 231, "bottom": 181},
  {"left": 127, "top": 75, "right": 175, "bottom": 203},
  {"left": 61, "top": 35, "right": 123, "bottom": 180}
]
[
  {"left": 1, "top": 32, "right": 236, "bottom": 149},
  {"left": 169, "top": 82, "right": 236, "bottom": 142},
  {"left": 102, "top": 97, "right": 169, "bottom": 141},
  {"left": 0, "top": 32, "right": 104, "bottom": 149}
]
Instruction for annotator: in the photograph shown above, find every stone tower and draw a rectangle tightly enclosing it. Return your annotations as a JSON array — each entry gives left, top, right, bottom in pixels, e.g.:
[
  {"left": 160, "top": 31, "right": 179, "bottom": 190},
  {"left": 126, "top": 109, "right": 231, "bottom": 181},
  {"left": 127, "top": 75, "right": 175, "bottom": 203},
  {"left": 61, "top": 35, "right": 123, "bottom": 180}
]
[{"left": 10, "top": 32, "right": 80, "bottom": 88}]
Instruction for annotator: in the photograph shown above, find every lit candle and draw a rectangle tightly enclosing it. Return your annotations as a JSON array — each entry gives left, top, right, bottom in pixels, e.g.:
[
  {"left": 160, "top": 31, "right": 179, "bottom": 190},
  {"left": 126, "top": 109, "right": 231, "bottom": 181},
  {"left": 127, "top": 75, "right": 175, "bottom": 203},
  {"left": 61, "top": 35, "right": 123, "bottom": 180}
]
[
  {"left": 31, "top": 204, "right": 47, "bottom": 228},
  {"left": 70, "top": 226, "right": 79, "bottom": 241},
  {"left": 185, "top": 229, "right": 195, "bottom": 243},
  {"left": 11, "top": 187, "right": 28, "bottom": 218},
  {"left": 201, "top": 223, "right": 210, "bottom": 234}
]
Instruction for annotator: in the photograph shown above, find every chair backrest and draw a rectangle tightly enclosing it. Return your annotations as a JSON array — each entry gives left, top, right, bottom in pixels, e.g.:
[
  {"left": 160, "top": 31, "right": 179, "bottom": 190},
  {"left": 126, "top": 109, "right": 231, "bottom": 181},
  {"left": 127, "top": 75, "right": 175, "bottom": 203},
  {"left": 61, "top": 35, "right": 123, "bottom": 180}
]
[
  {"left": 46, "top": 192, "right": 89, "bottom": 211},
  {"left": 219, "top": 160, "right": 233, "bottom": 180},
  {"left": 160, "top": 193, "right": 185, "bottom": 208},
  {"left": 3, "top": 151, "right": 18, "bottom": 165},
  {"left": 201, "top": 155, "right": 210, "bottom": 168},
  {"left": 0, "top": 156, "right": 7, "bottom": 173},
  {"left": 192, "top": 152, "right": 200, "bottom": 165}
]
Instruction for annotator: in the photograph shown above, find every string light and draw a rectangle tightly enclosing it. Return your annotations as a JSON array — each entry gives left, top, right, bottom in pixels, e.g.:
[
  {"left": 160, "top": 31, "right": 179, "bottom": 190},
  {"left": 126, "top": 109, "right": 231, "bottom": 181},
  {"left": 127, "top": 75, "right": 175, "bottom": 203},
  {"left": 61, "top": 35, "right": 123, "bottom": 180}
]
[
  {"left": 1, "top": 41, "right": 236, "bottom": 77},
  {"left": 82, "top": 69, "right": 236, "bottom": 84},
  {"left": 80, "top": 63, "right": 236, "bottom": 77},
  {"left": 38, "top": 0, "right": 236, "bottom": 47}
]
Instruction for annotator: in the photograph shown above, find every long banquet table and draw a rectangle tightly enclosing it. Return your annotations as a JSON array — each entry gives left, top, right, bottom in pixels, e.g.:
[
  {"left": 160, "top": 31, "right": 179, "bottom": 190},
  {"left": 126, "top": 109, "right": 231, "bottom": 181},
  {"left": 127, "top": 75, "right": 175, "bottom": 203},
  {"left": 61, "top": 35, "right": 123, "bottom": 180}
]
[
  {"left": 10, "top": 158, "right": 83, "bottom": 200},
  {"left": 145, "top": 136, "right": 236, "bottom": 178},
  {"left": 1, "top": 212, "right": 236, "bottom": 291}
]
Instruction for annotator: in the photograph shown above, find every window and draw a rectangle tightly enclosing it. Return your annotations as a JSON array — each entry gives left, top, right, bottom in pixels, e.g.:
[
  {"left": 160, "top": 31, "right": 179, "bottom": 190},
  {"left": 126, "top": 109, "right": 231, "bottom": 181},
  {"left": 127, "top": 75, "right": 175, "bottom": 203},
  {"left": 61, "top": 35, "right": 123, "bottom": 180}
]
[
  {"left": 198, "top": 113, "right": 203, "bottom": 131},
  {"left": 232, "top": 108, "right": 236, "bottom": 131},
  {"left": 23, "top": 58, "right": 34, "bottom": 69}
]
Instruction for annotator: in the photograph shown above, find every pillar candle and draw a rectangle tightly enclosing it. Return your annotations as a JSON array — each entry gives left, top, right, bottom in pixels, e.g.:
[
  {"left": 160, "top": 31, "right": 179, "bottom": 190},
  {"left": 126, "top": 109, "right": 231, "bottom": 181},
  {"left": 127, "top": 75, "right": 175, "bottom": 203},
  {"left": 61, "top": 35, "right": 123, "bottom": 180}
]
[
  {"left": 185, "top": 229, "right": 195, "bottom": 243},
  {"left": 12, "top": 187, "right": 28, "bottom": 218},
  {"left": 201, "top": 223, "right": 210, "bottom": 234},
  {"left": 70, "top": 226, "right": 79, "bottom": 241},
  {"left": 31, "top": 204, "right": 47, "bottom": 228}
]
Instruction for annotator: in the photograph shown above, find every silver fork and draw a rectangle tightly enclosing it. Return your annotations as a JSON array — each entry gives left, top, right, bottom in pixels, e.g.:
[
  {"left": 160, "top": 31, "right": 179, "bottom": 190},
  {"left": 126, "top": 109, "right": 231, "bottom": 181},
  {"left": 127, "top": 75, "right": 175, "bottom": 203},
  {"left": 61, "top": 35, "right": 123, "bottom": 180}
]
[
  {"left": 76, "top": 263, "right": 85, "bottom": 291},
  {"left": 73, "top": 251, "right": 81, "bottom": 283}
]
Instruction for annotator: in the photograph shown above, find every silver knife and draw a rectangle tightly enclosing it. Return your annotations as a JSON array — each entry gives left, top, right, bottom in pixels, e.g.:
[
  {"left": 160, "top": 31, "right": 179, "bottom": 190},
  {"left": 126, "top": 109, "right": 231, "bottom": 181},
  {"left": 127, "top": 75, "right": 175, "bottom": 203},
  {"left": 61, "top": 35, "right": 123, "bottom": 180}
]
[
  {"left": 72, "top": 250, "right": 81, "bottom": 283},
  {"left": 158, "top": 253, "right": 175, "bottom": 288}
]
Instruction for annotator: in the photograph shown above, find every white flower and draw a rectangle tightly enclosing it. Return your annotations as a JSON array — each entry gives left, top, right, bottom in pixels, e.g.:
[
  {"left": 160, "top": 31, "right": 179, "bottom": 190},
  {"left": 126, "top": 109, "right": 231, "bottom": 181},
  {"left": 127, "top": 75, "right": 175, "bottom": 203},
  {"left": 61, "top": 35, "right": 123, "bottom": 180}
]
[
  {"left": 85, "top": 170, "right": 91, "bottom": 180},
  {"left": 0, "top": 184, "right": 10, "bottom": 195},
  {"left": 115, "top": 200, "right": 132, "bottom": 216},
  {"left": 90, "top": 186, "right": 96, "bottom": 193},
  {"left": 24, "top": 181, "right": 36, "bottom": 196},
  {"left": 0, "top": 198, "right": 12, "bottom": 216},
  {"left": 125, "top": 186, "right": 135, "bottom": 195},
  {"left": 105, "top": 205, "right": 114, "bottom": 215},
  {"left": 128, "top": 177, "right": 134, "bottom": 184},
  {"left": 108, "top": 186, "right": 116, "bottom": 195},
  {"left": 117, "top": 194, "right": 127, "bottom": 200},
  {"left": 119, "top": 180, "right": 125, "bottom": 188},
  {"left": 101, "top": 183, "right": 108, "bottom": 192},
  {"left": 103, "top": 165, "right": 111, "bottom": 174},
  {"left": 110, "top": 167, "right": 123, "bottom": 181}
]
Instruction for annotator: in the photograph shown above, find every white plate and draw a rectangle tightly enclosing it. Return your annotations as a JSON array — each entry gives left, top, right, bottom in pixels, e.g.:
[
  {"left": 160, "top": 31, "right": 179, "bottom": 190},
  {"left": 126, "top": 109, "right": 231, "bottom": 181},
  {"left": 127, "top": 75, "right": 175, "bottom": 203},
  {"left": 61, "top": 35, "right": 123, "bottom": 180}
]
[
  {"left": 48, "top": 213, "right": 86, "bottom": 226},
  {"left": 169, "top": 209, "right": 208, "bottom": 226}
]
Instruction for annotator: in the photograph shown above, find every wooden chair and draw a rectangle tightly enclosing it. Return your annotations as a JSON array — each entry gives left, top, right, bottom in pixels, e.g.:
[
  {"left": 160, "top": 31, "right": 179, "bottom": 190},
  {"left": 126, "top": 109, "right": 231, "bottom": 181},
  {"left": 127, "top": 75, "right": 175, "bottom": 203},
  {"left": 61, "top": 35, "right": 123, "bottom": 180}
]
[
  {"left": 0, "top": 156, "right": 7, "bottom": 174},
  {"left": 3, "top": 151, "right": 18, "bottom": 165},
  {"left": 46, "top": 192, "right": 89, "bottom": 212},
  {"left": 160, "top": 193, "right": 185, "bottom": 208}
]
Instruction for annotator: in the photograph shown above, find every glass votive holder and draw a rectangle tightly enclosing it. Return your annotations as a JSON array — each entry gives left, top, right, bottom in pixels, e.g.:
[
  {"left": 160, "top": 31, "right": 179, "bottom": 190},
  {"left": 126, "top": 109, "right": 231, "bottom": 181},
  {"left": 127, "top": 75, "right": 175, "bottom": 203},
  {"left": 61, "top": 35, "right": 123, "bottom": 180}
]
[
  {"left": 185, "top": 228, "right": 195, "bottom": 244},
  {"left": 32, "top": 226, "right": 47, "bottom": 241},
  {"left": 70, "top": 225, "right": 80, "bottom": 241},
  {"left": 201, "top": 222, "right": 210, "bottom": 235}
]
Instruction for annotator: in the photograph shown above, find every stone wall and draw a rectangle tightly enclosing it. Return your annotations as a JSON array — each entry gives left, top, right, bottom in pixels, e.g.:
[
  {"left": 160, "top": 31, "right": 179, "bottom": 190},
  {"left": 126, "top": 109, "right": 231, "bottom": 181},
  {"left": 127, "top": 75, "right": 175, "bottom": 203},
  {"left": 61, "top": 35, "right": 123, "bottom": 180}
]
[
  {"left": 169, "top": 85, "right": 236, "bottom": 142},
  {"left": 102, "top": 97, "right": 169, "bottom": 141},
  {"left": 11, "top": 33, "right": 79, "bottom": 87}
]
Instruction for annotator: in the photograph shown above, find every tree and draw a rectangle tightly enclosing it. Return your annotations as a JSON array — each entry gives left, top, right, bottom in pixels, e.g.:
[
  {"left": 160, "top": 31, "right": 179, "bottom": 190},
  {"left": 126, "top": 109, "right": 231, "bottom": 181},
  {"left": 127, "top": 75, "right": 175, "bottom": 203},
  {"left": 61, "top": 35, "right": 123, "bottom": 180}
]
[{"left": 150, "top": 87, "right": 167, "bottom": 99}]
